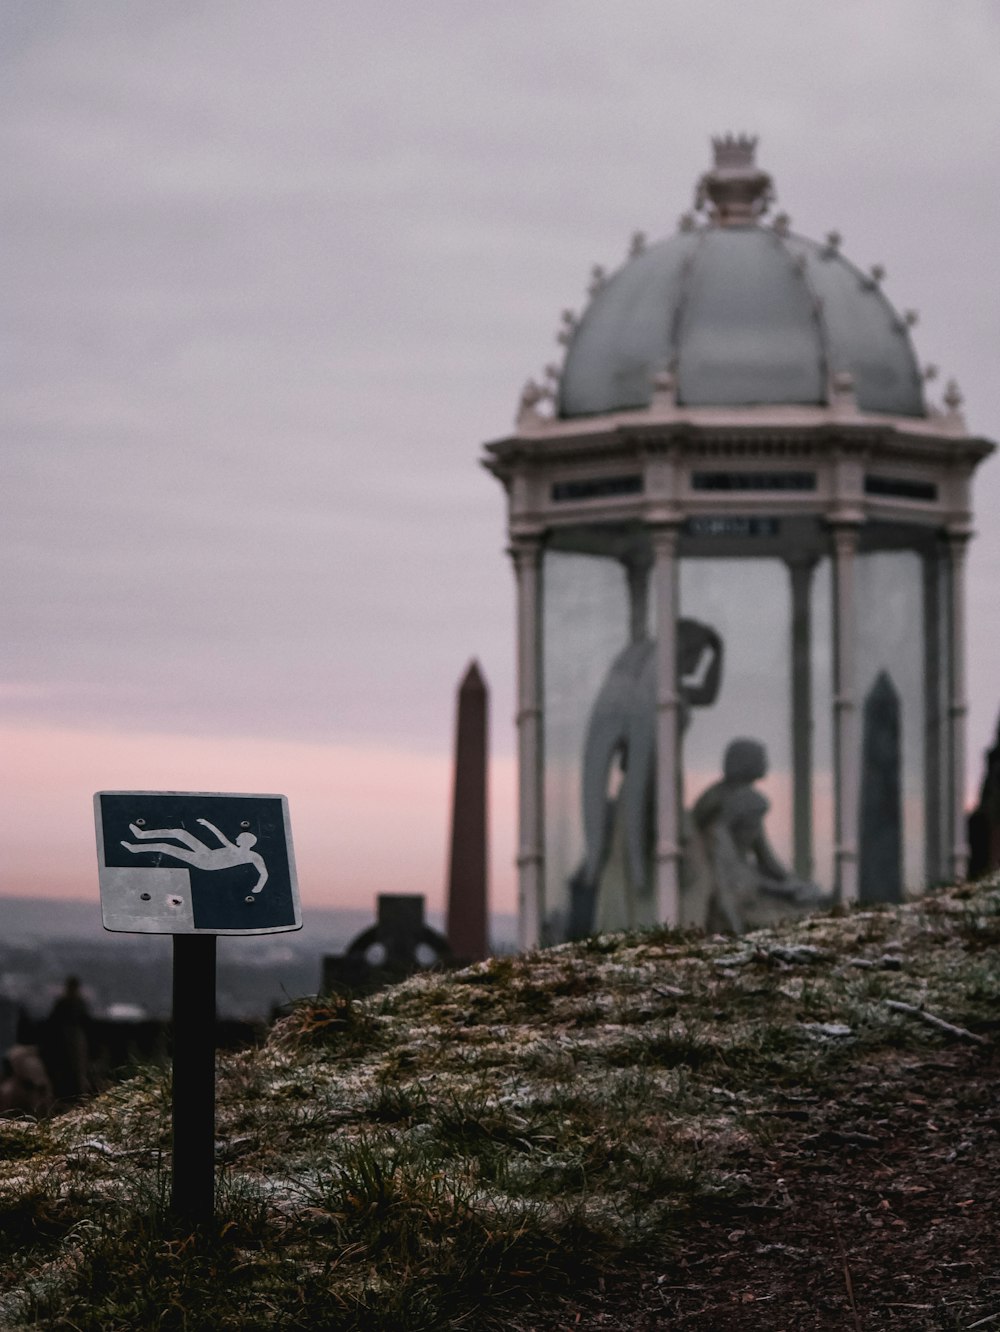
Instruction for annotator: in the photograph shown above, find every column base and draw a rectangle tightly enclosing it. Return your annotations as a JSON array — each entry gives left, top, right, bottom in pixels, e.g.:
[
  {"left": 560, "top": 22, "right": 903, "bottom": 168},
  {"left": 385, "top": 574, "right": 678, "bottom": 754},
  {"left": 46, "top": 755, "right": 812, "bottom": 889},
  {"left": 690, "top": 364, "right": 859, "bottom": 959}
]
[
  {"left": 835, "top": 848, "right": 858, "bottom": 906},
  {"left": 654, "top": 849, "right": 681, "bottom": 926}
]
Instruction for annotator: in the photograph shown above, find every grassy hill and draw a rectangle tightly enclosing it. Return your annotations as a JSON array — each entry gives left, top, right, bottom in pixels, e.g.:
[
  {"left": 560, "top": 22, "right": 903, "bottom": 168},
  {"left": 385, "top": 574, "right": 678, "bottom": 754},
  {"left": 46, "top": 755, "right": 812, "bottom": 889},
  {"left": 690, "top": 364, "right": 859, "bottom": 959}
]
[{"left": 2, "top": 877, "right": 1000, "bottom": 1330}]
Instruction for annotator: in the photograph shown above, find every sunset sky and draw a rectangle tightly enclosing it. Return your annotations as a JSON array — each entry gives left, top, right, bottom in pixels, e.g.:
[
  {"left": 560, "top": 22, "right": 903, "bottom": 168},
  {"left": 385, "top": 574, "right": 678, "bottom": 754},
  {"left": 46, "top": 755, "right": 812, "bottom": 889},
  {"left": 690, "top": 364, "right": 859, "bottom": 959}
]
[{"left": 3, "top": 2, "right": 999, "bottom": 919}]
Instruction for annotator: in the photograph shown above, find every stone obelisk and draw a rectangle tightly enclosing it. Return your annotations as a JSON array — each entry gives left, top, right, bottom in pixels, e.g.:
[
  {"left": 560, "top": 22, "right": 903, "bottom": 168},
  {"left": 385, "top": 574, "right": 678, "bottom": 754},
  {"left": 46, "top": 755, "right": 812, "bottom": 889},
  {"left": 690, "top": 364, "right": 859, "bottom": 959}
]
[
  {"left": 446, "top": 660, "right": 489, "bottom": 961},
  {"left": 858, "top": 670, "right": 903, "bottom": 904}
]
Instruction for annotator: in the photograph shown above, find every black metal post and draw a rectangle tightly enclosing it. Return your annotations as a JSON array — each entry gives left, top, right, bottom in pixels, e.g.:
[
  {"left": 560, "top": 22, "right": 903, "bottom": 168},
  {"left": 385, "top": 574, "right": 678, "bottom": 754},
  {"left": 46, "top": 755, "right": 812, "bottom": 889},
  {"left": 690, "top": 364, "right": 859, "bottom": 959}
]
[{"left": 170, "top": 934, "right": 217, "bottom": 1225}]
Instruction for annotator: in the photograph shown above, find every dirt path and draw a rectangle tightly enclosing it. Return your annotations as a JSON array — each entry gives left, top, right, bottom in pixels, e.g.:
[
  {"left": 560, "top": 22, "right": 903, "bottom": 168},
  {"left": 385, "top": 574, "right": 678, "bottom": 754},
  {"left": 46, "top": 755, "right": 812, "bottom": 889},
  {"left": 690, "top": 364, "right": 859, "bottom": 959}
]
[{"left": 534, "top": 1046, "right": 1000, "bottom": 1330}]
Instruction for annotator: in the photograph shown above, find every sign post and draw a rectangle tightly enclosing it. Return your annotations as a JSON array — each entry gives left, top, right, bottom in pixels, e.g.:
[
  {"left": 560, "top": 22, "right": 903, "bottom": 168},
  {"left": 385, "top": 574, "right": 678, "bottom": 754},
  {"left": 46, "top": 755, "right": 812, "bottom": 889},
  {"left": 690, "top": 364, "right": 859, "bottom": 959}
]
[
  {"left": 94, "top": 791, "right": 301, "bottom": 1225},
  {"left": 170, "top": 934, "right": 217, "bottom": 1223}
]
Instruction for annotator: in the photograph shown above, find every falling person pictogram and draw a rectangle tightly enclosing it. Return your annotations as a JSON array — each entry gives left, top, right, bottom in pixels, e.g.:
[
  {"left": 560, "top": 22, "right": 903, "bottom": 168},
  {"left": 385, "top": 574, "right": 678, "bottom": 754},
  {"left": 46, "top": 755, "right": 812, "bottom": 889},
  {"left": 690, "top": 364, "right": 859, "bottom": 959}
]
[{"left": 120, "top": 818, "right": 269, "bottom": 894}]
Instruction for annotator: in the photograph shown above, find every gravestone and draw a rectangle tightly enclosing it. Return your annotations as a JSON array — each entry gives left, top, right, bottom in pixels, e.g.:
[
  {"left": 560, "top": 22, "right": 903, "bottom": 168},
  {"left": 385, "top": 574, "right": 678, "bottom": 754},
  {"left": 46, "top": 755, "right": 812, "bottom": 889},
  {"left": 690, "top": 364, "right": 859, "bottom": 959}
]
[
  {"left": 322, "top": 894, "right": 451, "bottom": 993},
  {"left": 858, "top": 671, "right": 903, "bottom": 903}
]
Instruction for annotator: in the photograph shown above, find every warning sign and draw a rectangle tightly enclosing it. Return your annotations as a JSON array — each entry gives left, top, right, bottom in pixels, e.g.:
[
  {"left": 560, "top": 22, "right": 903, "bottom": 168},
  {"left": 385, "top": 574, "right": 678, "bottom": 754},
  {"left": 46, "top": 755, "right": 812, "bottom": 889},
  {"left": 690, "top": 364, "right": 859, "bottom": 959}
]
[{"left": 95, "top": 791, "right": 301, "bottom": 935}]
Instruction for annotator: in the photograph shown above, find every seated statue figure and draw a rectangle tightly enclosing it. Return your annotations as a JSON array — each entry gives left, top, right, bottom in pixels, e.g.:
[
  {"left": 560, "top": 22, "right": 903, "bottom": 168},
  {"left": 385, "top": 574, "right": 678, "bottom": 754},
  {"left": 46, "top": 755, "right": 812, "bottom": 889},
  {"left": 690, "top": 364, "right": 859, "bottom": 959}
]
[{"left": 686, "top": 738, "right": 826, "bottom": 934}]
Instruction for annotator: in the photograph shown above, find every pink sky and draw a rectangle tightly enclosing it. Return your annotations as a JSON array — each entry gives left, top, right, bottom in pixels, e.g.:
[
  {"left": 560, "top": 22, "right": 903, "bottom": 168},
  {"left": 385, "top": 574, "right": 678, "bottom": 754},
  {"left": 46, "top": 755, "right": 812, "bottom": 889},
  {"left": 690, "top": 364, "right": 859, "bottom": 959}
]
[{"left": 0, "top": 724, "right": 517, "bottom": 916}]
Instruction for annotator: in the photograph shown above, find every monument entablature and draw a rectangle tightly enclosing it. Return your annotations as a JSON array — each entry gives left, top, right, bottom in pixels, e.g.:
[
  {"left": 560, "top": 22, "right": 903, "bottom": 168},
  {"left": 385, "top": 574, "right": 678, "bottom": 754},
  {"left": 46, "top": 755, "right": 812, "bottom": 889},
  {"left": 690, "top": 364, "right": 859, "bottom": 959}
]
[{"left": 485, "top": 136, "right": 995, "bottom": 949}]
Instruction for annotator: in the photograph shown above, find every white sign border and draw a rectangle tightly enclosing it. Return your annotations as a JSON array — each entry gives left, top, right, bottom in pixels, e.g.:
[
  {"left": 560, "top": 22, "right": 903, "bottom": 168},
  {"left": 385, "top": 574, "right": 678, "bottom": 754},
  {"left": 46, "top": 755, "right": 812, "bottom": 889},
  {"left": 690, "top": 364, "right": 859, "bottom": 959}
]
[{"left": 95, "top": 790, "right": 302, "bottom": 936}]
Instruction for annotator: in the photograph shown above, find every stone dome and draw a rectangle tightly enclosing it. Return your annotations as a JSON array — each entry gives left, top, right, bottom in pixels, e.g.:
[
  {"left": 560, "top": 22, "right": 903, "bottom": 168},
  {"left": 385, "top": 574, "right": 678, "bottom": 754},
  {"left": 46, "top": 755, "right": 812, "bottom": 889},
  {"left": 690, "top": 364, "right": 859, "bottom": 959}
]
[{"left": 558, "top": 136, "right": 926, "bottom": 420}]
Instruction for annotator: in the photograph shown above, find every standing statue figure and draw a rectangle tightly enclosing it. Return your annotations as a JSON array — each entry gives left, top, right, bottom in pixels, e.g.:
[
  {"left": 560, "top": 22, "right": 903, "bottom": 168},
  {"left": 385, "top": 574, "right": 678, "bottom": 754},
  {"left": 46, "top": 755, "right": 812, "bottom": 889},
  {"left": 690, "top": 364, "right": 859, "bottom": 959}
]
[
  {"left": 686, "top": 738, "right": 825, "bottom": 934},
  {"left": 567, "top": 618, "right": 723, "bottom": 938}
]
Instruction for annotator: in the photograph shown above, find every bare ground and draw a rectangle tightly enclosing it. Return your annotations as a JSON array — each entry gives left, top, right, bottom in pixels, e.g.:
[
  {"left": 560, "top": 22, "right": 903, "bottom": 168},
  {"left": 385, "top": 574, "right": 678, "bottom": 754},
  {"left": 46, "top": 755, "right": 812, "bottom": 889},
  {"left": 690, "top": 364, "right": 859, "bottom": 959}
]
[{"left": 529, "top": 1045, "right": 1000, "bottom": 1330}]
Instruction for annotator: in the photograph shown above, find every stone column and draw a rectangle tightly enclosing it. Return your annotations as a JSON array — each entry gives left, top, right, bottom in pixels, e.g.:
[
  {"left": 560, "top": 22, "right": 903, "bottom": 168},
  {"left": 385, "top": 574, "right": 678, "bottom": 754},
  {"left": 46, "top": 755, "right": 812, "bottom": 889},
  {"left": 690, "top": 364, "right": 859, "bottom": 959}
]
[
  {"left": 651, "top": 523, "right": 681, "bottom": 924},
  {"left": 945, "top": 530, "right": 971, "bottom": 881},
  {"left": 625, "top": 549, "right": 653, "bottom": 644},
  {"left": 831, "top": 522, "right": 860, "bottom": 904},
  {"left": 922, "top": 547, "right": 945, "bottom": 883},
  {"left": 787, "top": 556, "right": 816, "bottom": 880},
  {"left": 509, "top": 536, "right": 544, "bottom": 949}
]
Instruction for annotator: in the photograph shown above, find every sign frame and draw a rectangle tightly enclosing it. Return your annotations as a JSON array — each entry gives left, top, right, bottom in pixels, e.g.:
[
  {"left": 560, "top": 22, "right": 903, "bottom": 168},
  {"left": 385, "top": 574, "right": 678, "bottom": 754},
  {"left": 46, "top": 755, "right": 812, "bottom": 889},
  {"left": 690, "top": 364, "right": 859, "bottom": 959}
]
[{"left": 94, "top": 790, "right": 301, "bottom": 936}]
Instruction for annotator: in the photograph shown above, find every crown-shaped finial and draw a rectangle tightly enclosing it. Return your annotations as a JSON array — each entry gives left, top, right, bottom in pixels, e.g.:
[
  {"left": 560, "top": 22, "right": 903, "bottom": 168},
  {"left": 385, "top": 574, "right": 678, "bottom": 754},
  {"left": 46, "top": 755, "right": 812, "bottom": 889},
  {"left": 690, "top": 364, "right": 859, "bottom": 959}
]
[
  {"left": 711, "top": 133, "right": 758, "bottom": 170},
  {"left": 696, "top": 133, "right": 774, "bottom": 226}
]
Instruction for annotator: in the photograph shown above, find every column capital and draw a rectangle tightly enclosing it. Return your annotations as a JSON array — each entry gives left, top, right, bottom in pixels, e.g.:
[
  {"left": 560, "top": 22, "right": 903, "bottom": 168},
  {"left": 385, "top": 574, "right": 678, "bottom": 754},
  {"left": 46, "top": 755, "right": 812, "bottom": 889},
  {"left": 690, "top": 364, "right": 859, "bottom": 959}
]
[
  {"left": 943, "top": 525, "right": 973, "bottom": 554},
  {"left": 648, "top": 520, "right": 681, "bottom": 557},
  {"left": 623, "top": 544, "right": 655, "bottom": 573},
  {"left": 830, "top": 521, "right": 861, "bottom": 556},
  {"left": 828, "top": 511, "right": 862, "bottom": 528},
  {"left": 507, "top": 533, "right": 543, "bottom": 571}
]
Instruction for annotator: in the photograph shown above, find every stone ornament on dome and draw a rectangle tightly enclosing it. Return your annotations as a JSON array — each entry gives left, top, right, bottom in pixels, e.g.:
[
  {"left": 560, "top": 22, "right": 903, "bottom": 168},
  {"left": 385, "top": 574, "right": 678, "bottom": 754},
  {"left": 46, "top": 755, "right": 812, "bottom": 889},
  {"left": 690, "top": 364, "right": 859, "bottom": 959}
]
[
  {"left": 516, "top": 378, "right": 553, "bottom": 430},
  {"left": 893, "top": 308, "right": 920, "bottom": 336},
  {"left": 629, "top": 230, "right": 647, "bottom": 257},
  {"left": 556, "top": 309, "right": 578, "bottom": 346},
  {"left": 822, "top": 230, "right": 842, "bottom": 258},
  {"left": 771, "top": 211, "right": 791, "bottom": 237},
  {"left": 830, "top": 370, "right": 857, "bottom": 413},
  {"left": 587, "top": 264, "right": 606, "bottom": 297},
  {"left": 940, "top": 379, "right": 966, "bottom": 433},
  {"left": 650, "top": 364, "right": 677, "bottom": 411},
  {"left": 694, "top": 133, "right": 775, "bottom": 226},
  {"left": 922, "top": 374, "right": 964, "bottom": 430}
]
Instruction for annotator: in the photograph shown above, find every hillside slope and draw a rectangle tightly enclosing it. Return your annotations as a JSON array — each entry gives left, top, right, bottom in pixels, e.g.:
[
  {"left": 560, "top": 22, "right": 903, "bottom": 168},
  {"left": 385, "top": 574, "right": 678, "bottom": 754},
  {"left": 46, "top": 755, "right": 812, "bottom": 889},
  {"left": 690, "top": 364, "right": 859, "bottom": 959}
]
[{"left": 3, "top": 879, "right": 1000, "bottom": 1330}]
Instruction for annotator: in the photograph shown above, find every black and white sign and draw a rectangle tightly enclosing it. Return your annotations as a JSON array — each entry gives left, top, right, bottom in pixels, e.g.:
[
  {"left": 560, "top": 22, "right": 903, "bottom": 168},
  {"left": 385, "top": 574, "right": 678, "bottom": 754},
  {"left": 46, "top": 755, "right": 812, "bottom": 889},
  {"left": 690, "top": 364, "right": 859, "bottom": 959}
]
[{"left": 95, "top": 791, "right": 301, "bottom": 935}]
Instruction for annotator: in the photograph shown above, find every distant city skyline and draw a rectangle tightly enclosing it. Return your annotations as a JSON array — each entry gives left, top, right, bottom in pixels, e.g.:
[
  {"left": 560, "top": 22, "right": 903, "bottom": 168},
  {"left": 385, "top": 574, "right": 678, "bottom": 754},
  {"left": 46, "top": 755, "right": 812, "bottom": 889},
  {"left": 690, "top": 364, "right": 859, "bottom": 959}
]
[{"left": 3, "top": 3, "right": 999, "bottom": 913}]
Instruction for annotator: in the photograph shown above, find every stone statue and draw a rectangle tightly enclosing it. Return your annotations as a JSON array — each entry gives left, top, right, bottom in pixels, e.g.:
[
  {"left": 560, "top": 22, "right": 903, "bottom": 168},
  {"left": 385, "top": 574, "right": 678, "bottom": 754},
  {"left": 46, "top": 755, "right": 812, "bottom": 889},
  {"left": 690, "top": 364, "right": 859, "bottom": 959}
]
[
  {"left": 685, "top": 738, "right": 825, "bottom": 934},
  {"left": 566, "top": 619, "right": 723, "bottom": 938}
]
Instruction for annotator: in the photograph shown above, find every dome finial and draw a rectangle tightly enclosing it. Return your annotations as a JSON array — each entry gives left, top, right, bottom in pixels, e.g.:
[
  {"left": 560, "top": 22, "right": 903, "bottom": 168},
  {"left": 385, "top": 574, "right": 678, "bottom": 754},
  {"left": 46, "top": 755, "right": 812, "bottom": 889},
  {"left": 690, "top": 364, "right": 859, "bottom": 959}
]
[
  {"left": 712, "top": 133, "right": 757, "bottom": 170},
  {"left": 695, "top": 134, "right": 774, "bottom": 226}
]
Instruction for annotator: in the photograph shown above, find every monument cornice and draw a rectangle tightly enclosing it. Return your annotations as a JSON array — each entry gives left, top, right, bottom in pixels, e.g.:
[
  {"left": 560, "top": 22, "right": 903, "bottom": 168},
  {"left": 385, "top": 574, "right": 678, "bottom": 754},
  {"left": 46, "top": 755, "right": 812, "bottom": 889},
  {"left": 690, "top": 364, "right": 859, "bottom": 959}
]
[{"left": 483, "top": 414, "right": 994, "bottom": 479}]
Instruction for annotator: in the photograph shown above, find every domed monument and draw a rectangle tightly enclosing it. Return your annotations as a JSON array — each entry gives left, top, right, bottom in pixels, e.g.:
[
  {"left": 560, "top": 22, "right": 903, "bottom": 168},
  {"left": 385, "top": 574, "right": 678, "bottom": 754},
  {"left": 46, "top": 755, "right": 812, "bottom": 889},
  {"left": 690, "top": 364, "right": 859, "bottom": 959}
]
[{"left": 484, "top": 136, "right": 994, "bottom": 948}]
